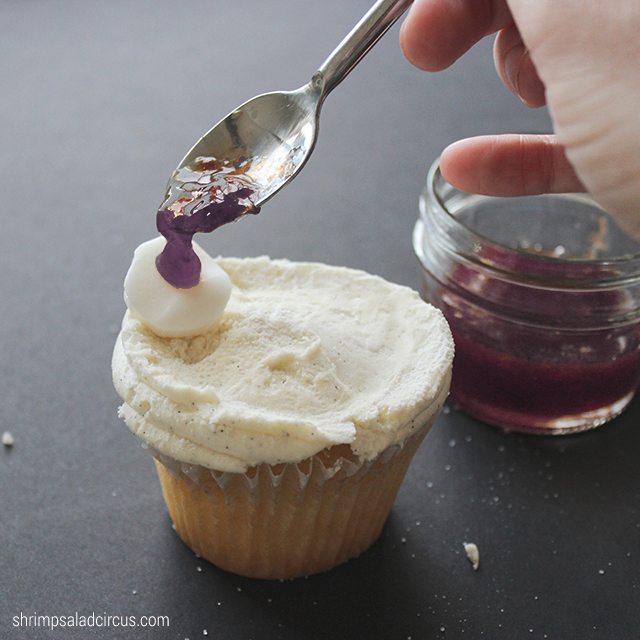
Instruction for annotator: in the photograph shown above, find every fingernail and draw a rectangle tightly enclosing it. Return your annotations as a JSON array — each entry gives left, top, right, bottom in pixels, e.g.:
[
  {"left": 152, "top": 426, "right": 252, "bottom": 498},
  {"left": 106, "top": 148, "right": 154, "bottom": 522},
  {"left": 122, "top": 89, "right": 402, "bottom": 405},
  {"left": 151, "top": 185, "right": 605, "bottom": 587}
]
[
  {"left": 505, "top": 46, "right": 545, "bottom": 108},
  {"left": 503, "top": 42, "right": 526, "bottom": 99}
]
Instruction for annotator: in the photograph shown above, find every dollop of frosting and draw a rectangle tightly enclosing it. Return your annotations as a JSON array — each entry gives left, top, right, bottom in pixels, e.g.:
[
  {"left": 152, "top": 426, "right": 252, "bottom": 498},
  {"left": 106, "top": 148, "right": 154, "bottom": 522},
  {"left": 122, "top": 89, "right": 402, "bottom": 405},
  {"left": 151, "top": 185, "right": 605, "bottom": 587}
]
[
  {"left": 113, "top": 257, "right": 454, "bottom": 472},
  {"left": 123, "top": 236, "right": 231, "bottom": 338}
]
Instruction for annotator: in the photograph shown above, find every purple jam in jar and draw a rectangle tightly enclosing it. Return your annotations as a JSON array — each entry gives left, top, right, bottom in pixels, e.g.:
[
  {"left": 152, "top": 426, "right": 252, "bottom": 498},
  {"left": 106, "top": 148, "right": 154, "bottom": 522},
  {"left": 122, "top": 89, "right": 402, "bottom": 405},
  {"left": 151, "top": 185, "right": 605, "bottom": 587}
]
[{"left": 414, "top": 161, "right": 640, "bottom": 434}]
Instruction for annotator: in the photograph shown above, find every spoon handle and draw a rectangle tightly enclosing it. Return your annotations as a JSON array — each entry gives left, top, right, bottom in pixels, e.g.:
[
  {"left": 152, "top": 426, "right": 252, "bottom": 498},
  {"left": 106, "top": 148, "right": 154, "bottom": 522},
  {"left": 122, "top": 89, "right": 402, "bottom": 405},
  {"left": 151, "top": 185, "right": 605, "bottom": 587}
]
[{"left": 314, "top": 0, "right": 412, "bottom": 99}]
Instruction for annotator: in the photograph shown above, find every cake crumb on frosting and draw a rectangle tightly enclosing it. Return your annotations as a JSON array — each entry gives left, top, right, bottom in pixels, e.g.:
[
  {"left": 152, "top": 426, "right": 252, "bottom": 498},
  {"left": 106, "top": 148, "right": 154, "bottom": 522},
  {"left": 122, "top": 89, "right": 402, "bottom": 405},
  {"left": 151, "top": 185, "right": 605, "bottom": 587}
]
[
  {"left": 2, "top": 431, "right": 14, "bottom": 447},
  {"left": 463, "top": 542, "right": 480, "bottom": 570}
]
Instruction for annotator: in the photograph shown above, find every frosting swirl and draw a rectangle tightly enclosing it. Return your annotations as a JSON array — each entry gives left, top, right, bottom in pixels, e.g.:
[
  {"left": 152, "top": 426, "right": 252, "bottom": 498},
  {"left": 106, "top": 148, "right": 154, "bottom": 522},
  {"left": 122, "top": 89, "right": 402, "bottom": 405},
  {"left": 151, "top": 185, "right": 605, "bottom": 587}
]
[{"left": 113, "top": 256, "right": 453, "bottom": 472}]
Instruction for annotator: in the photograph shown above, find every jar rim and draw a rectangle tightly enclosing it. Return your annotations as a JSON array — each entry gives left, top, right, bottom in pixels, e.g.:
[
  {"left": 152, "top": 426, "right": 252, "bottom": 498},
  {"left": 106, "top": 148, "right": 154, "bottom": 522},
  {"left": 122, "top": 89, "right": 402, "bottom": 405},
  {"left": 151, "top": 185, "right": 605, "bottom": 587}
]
[{"left": 422, "top": 159, "right": 640, "bottom": 283}]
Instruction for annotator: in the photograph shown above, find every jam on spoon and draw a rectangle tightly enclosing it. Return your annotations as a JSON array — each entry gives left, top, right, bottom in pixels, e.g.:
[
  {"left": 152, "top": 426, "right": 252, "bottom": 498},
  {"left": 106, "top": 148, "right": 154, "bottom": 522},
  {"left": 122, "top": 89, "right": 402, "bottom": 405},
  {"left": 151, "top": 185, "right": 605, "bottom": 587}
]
[{"left": 155, "top": 157, "right": 260, "bottom": 289}]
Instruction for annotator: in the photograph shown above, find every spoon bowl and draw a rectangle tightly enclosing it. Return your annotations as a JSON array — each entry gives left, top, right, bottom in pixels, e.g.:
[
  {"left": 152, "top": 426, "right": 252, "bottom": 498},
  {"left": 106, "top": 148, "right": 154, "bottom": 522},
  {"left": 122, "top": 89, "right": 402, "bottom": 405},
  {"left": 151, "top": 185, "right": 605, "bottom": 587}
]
[
  {"left": 169, "top": 81, "right": 323, "bottom": 207},
  {"left": 163, "top": 0, "right": 411, "bottom": 210}
]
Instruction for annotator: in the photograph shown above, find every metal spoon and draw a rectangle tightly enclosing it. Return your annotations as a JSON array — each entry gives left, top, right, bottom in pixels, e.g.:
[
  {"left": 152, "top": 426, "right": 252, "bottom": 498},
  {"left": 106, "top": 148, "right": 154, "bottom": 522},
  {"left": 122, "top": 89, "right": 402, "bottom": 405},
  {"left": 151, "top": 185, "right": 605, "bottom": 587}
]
[{"left": 163, "top": 0, "right": 412, "bottom": 210}]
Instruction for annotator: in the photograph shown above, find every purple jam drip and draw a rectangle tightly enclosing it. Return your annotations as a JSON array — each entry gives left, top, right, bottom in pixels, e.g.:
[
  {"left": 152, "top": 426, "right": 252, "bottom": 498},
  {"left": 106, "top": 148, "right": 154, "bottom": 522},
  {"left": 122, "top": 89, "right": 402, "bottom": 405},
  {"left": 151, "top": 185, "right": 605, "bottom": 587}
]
[{"left": 156, "top": 186, "right": 259, "bottom": 289}]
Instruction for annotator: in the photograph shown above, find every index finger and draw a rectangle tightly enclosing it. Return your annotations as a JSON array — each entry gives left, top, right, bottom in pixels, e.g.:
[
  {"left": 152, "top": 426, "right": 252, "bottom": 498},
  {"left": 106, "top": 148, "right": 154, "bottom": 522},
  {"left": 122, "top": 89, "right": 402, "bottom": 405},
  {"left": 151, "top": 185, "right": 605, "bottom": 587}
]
[{"left": 400, "top": 0, "right": 512, "bottom": 71}]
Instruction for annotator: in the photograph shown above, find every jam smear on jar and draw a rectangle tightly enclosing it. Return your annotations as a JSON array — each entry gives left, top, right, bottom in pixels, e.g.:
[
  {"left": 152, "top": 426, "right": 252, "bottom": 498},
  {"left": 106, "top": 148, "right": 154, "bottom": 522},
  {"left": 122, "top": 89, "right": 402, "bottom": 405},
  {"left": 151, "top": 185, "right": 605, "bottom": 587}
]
[
  {"left": 449, "top": 329, "right": 640, "bottom": 432},
  {"left": 156, "top": 157, "right": 260, "bottom": 289},
  {"left": 421, "top": 248, "right": 640, "bottom": 433}
]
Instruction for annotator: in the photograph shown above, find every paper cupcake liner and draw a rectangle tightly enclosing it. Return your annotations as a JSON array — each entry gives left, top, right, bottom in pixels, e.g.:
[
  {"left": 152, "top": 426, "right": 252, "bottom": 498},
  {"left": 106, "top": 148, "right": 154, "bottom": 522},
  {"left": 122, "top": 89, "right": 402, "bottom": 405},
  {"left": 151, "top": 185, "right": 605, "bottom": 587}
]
[{"left": 151, "top": 420, "right": 433, "bottom": 579}]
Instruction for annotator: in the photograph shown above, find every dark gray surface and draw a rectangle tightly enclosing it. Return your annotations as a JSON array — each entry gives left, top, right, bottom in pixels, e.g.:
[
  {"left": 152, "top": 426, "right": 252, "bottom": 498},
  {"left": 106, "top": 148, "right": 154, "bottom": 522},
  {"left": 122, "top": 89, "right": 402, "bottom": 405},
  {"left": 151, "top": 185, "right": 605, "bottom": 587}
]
[{"left": 1, "top": 1, "right": 638, "bottom": 639}]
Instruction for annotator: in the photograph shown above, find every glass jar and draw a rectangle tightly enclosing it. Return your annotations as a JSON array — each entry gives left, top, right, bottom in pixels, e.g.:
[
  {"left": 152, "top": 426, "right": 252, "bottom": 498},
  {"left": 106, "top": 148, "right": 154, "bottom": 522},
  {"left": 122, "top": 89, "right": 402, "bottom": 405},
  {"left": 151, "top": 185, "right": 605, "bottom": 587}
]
[{"left": 413, "top": 159, "right": 640, "bottom": 435}]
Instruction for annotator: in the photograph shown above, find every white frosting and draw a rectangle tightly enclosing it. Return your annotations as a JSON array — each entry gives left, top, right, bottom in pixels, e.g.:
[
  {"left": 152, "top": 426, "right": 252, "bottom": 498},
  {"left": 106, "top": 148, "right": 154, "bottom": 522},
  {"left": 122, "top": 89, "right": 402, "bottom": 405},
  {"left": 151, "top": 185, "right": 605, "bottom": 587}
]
[
  {"left": 113, "top": 256, "right": 453, "bottom": 472},
  {"left": 123, "top": 236, "right": 231, "bottom": 338}
]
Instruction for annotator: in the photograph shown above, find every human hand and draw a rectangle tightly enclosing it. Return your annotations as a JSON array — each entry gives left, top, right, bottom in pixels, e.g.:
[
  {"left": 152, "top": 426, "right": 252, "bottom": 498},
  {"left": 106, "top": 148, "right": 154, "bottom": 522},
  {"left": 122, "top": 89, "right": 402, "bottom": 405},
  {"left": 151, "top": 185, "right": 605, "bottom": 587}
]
[{"left": 400, "top": 0, "right": 640, "bottom": 236}]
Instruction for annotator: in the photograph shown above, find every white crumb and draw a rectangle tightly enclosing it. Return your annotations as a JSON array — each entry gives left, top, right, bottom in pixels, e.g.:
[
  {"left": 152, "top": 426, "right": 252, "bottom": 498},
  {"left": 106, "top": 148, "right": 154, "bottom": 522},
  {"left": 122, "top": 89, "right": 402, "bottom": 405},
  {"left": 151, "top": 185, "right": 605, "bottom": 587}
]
[
  {"left": 463, "top": 542, "right": 480, "bottom": 571},
  {"left": 2, "top": 431, "right": 14, "bottom": 447}
]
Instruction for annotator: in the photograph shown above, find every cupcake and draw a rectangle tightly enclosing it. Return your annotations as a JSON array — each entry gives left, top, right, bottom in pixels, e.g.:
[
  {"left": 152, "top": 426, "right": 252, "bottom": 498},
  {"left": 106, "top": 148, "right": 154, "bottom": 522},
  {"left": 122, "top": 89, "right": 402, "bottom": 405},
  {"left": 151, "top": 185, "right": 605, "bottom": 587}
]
[{"left": 112, "top": 236, "right": 453, "bottom": 579}]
